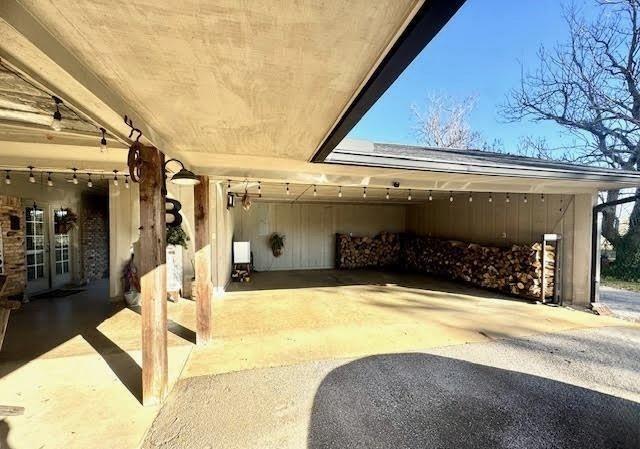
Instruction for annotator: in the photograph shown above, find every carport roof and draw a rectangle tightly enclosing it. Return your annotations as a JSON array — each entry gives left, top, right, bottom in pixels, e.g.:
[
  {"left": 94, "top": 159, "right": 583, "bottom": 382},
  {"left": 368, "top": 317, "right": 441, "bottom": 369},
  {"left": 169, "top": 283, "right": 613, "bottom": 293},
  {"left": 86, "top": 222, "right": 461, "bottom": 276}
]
[{"left": 327, "top": 139, "right": 640, "bottom": 185}]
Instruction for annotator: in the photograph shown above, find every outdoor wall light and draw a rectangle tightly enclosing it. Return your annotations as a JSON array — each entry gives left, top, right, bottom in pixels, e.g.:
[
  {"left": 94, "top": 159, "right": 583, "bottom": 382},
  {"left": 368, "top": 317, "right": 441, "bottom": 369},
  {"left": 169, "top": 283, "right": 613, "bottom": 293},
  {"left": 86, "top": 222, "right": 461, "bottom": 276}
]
[
  {"left": 51, "top": 96, "right": 63, "bottom": 131},
  {"left": 165, "top": 159, "right": 200, "bottom": 186}
]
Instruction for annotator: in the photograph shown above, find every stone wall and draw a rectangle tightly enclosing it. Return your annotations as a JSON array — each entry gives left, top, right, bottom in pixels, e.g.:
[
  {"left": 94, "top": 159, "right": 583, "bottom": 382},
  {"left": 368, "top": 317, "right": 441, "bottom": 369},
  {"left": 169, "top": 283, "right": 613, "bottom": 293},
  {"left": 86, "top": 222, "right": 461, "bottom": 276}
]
[
  {"left": 0, "top": 196, "right": 26, "bottom": 298},
  {"left": 81, "top": 193, "right": 109, "bottom": 281}
]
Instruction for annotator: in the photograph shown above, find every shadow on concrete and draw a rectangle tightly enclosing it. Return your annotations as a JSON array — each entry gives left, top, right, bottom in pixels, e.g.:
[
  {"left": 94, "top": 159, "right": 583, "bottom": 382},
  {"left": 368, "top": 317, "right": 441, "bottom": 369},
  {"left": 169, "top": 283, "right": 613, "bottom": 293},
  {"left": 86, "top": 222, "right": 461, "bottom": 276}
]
[
  {"left": 307, "top": 353, "right": 640, "bottom": 449},
  {"left": 227, "top": 270, "right": 535, "bottom": 304},
  {"left": 82, "top": 328, "right": 143, "bottom": 404}
]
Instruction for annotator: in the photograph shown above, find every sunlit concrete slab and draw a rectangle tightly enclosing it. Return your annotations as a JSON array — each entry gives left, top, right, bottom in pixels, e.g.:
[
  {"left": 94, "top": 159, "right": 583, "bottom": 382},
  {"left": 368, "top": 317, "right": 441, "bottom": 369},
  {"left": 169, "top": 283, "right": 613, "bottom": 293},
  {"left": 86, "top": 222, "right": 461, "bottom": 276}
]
[
  {"left": 182, "top": 270, "right": 634, "bottom": 379},
  {"left": 0, "top": 281, "right": 193, "bottom": 449}
]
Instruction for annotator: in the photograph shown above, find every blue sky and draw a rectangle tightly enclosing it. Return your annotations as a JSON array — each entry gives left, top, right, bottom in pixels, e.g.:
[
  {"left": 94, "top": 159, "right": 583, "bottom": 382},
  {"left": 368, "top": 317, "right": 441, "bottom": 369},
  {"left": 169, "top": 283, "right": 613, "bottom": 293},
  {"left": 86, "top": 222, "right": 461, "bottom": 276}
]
[{"left": 348, "top": 0, "right": 591, "bottom": 150}]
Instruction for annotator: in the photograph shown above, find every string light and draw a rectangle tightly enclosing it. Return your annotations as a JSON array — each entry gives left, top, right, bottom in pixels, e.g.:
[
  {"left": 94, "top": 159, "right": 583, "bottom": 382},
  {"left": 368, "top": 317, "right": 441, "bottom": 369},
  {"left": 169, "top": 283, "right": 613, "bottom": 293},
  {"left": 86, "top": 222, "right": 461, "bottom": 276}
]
[
  {"left": 541, "top": 193, "right": 545, "bottom": 202},
  {"left": 286, "top": 183, "right": 290, "bottom": 195},
  {"left": 313, "top": 185, "right": 317, "bottom": 197},
  {"left": 258, "top": 181, "right": 262, "bottom": 198},
  {"left": 125, "top": 175, "right": 130, "bottom": 189},
  {"left": 428, "top": 190, "right": 433, "bottom": 201},
  {"left": 523, "top": 194, "right": 528, "bottom": 204},
  {"left": 28, "top": 166, "right": 35, "bottom": 183},
  {"left": 386, "top": 188, "right": 390, "bottom": 200},
  {"left": 47, "top": 172, "right": 53, "bottom": 187},
  {"left": 87, "top": 173, "right": 93, "bottom": 188},
  {"left": 72, "top": 168, "right": 78, "bottom": 185},
  {"left": 506, "top": 193, "right": 511, "bottom": 203},
  {"left": 338, "top": 186, "right": 342, "bottom": 198},
  {"left": 227, "top": 179, "right": 231, "bottom": 190},
  {"left": 113, "top": 170, "right": 119, "bottom": 186},
  {"left": 407, "top": 189, "right": 412, "bottom": 201},
  {"left": 99, "top": 127, "right": 107, "bottom": 152},
  {"left": 449, "top": 191, "right": 454, "bottom": 202},
  {"left": 489, "top": 193, "right": 493, "bottom": 203},
  {"left": 469, "top": 192, "right": 473, "bottom": 203},
  {"left": 51, "top": 96, "right": 62, "bottom": 131},
  {"left": 4, "top": 170, "right": 10, "bottom": 185},
  {"left": 363, "top": 187, "right": 367, "bottom": 199}
]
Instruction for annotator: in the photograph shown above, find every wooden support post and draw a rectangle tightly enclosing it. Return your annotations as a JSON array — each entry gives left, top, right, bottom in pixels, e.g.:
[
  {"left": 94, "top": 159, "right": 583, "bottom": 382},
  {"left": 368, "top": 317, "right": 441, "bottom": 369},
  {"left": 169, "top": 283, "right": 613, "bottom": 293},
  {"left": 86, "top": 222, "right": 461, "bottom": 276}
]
[
  {"left": 138, "top": 146, "right": 168, "bottom": 406},
  {"left": 194, "top": 175, "right": 213, "bottom": 344}
]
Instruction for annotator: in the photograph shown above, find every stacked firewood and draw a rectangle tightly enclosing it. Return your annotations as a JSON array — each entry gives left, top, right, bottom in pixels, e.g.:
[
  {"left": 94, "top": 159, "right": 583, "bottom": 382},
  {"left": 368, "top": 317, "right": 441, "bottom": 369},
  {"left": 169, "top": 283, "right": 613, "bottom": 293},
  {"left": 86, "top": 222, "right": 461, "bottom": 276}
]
[
  {"left": 335, "top": 232, "right": 401, "bottom": 269},
  {"left": 335, "top": 233, "right": 555, "bottom": 300},
  {"left": 402, "top": 237, "right": 555, "bottom": 299}
]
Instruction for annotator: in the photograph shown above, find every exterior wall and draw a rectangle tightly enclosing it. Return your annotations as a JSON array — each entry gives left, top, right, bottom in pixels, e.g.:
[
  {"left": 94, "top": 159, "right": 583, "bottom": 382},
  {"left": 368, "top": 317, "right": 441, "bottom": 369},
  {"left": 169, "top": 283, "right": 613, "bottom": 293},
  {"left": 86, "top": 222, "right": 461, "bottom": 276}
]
[
  {"left": 108, "top": 182, "right": 140, "bottom": 299},
  {"left": 0, "top": 174, "right": 84, "bottom": 293},
  {"left": 406, "top": 192, "right": 594, "bottom": 306},
  {"left": 212, "top": 181, "right": 234, "bottom": 294},
  {"left": 233, "top": 202, "right": 406, "bottom": 271},
  {"left": 0, "top": 195, "right": 26, "bottom": 297},
  {"left": 80, "top": 192, "right": 109, "bottom": 281},
  {"left": 167, "top": 184, "right": 195, "bottom": 297}
]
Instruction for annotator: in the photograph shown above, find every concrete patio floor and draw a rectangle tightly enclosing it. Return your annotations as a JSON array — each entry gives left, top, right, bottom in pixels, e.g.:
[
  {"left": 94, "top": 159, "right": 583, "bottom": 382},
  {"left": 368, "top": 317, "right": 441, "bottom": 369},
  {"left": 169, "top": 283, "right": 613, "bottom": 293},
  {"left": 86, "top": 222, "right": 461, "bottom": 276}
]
[{"left": 0, "top": 271, "right": 636, "bottom": 449}]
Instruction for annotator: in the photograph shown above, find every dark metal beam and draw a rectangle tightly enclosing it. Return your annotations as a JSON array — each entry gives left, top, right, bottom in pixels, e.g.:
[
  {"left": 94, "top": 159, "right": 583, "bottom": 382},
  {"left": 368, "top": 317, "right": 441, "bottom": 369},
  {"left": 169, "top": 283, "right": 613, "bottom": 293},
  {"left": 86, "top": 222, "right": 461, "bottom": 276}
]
[{"left": 311, "top": 0, "right": 467, "bottom": 163}]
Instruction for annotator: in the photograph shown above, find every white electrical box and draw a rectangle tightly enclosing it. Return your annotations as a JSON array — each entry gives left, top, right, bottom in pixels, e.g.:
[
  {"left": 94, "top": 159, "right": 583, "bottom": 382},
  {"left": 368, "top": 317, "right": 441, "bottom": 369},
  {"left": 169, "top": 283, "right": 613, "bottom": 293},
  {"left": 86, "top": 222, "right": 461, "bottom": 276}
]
[{"left": 233, "top": 241, "right": 251, "bottom": 264}]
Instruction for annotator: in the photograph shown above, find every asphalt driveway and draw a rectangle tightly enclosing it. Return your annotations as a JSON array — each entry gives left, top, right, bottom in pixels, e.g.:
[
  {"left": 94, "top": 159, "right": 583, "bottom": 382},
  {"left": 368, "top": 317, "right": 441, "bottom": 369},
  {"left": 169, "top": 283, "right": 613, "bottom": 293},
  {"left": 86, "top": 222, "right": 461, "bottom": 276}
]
[{"left": 143, "top": 325, "right": 640, "bottom": 449}]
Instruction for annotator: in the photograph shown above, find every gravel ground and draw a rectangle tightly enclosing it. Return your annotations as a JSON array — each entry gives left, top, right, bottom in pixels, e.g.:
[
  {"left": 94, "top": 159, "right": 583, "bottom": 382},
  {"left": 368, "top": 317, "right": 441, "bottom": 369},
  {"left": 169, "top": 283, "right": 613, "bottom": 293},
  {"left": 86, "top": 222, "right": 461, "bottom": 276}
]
[
  {"left": 144, "top": 326, "right": 640, "bottom": 449},
  {"left": 600, "top": 286, "right": 640, "bottom": 322}
]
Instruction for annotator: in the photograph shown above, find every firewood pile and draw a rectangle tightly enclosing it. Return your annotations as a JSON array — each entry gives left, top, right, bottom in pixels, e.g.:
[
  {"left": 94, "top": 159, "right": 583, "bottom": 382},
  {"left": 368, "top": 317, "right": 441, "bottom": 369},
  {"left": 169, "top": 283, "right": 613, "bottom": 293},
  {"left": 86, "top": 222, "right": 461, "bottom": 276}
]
[
  {"left": 335, "top": 232, "right": 401, "bottom": 269},
  {"left": 335, "top": 233, "right": 555, "bottom": 299}
]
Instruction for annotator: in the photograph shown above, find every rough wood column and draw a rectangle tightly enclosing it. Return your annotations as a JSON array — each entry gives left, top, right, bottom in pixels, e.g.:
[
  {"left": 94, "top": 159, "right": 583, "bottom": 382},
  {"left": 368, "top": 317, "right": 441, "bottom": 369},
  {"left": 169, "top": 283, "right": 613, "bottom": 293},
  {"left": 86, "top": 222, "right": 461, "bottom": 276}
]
[
  {"left": 195, "top": 175, "right": 213, "bottom": 344},
  {"left": 138, "top": 146, "right": 168, "bottom": 406}
]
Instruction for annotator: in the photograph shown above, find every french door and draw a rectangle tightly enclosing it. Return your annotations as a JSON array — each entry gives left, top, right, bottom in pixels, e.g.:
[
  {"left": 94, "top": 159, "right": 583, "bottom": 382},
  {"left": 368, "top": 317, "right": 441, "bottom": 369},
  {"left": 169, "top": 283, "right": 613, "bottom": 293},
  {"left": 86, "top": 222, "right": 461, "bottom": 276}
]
[{"left": 25, "top": 205, "right": 49, "bottom": 294}]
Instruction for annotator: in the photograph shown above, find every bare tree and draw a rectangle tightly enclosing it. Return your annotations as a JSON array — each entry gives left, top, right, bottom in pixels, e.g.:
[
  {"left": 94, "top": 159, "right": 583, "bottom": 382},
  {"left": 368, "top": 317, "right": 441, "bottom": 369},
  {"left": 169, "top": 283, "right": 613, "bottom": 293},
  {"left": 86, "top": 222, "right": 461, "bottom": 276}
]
[
  {"left": 411, "top": 93, "right": 482, "bottom": 148},
  {"left": 502, "top": 0, "right": 640, "bottom": 280}
]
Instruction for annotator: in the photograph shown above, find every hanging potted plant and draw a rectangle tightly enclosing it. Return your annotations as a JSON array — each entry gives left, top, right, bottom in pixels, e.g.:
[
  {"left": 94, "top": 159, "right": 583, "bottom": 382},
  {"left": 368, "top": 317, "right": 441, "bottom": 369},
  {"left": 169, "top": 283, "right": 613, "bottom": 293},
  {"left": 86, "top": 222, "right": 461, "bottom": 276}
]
[
  {"left": 54, "top": 208, "right": 78, "bottom": 234},
  {"left": 269, "top": 233, "right": 285, "bottom": 257}
]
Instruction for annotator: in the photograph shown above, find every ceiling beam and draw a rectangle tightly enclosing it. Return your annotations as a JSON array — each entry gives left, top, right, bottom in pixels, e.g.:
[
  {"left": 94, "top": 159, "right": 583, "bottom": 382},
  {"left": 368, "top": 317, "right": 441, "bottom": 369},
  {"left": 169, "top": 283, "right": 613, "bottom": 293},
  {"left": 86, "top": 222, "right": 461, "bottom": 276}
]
[
  {"left": 310, "top": 0, "right": 466, "bottom": 163},
  {"left": 0, "top": 0, "right": 174, "bottom": 157}
]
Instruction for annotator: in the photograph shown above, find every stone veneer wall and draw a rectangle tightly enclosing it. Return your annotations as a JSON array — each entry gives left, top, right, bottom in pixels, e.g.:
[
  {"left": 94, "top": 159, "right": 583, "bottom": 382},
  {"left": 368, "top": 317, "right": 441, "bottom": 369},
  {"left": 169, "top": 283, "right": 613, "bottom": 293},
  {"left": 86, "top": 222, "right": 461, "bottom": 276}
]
[
  {"left": 0, "top": 195, "right": 26, "bottom": 297},
  {"left": 81, "top": 193, "right": 109, "bottom": 281}
]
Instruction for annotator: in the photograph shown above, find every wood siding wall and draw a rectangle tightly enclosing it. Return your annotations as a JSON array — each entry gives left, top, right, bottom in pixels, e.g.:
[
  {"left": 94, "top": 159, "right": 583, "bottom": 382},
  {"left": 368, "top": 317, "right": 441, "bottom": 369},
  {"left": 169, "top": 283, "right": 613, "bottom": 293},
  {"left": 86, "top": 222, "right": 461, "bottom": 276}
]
[
  {"left": 406, "top": 193, "right": 577, "bottom": 302},
  {"left": 233, "top": 202, "right": 406, "bottom": 271}
]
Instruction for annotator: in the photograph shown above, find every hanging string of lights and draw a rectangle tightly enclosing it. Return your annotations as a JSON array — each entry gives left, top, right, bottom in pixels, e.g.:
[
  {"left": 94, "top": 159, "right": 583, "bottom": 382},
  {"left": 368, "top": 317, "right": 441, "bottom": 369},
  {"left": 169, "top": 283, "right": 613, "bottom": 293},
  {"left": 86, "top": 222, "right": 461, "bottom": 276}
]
[
  {"left": 0, "top": 166, "right": 132, "bottom": 188},
  {"left": 0, "top": 58, "right": 119, "bottom": 153},
  {"left": 223, "top": 180, "right": 544, "bottom": 204}
]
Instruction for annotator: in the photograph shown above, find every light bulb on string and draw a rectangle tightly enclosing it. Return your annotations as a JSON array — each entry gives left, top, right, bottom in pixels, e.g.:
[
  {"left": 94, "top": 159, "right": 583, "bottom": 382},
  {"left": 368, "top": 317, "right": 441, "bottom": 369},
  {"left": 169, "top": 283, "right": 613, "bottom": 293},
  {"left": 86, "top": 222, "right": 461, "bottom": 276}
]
[
  {"left": 125, "top": 175, "right": 130, "bottom": 189},
  {"left": 51, "top": 96, "right": 62, "bottom": 131},
  {"left": 72, "top": 168, "right": 78, "bottom": 185},
  {"left": 523, "top": 194, "right": 528, "bottom": 204},
  {"left": 313, "top": 185, "right": 317, "bottom": 197},
  {"left": 99, "top": 128, "right": 107, "bottom": 152},
  {"left": 449, "top": 191, "right": 454, "bottom": 202},
  {"left": 113, "top": 170, "right": 119, "bottom": 187},
  {"left": 469, "top": 192, "right": 473, "bottom": 203},
  {"left": 4, "top": 170, "right": 11, "bottom": 185},
  {"left": 428, "top": 190, "right": 433, "bottom": 201},
  {"left": 363, "top": 187, "right": 367, "bottom": 199},
  {"left": 47, "top": 172, "right": 53, "bottom": 187},
  {"left": 408, "top": 189, "right": 412, "bottom": 201},
  {"left": 386, "top": 188, "right": 390, "bottom": 200},
  {"left": 286, "top": 183, "right": 290, "bottom": 195},
  {"left": 541, "top": 194, "right": 545, "bottom": 203},
  {"left": 87, "top": 173, "right": 93, "bottom": 188},
  {"left": 506, "top": 193, "right": 511, "bottom": 203},
  {"left": 489, "top": 193, "right": 493, "bottom": 203},
  {"left": 338, "top": 186, "right": 342, "bottom": 198},
  {"left": 28, "top": 166, "right": 35, "bottom": 183}
]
